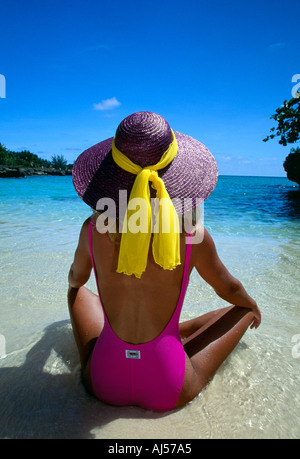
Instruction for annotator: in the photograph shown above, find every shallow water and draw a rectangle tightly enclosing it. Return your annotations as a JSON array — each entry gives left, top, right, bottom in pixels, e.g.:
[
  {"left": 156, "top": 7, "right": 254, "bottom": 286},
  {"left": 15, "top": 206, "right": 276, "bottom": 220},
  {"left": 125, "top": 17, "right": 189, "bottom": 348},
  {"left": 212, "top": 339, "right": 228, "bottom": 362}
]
[{"left": 0, "top": 176, "right": 300, "bottom": 439}]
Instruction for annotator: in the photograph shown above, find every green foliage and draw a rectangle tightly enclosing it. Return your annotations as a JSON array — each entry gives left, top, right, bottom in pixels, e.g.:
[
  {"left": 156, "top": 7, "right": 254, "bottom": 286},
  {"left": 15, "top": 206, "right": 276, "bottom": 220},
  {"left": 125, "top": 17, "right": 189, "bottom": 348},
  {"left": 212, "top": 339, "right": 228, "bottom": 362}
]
[
  {"left": 0, "top": 143, "right": 67, "bottom": 169},
  {"left": 283, "top": 147, "right": 300, "bottom": 188},
  {"left": 263, "top": 97, "right": 300, "bottom": 146},
  {"left": 263, "top": 97, "right": 300, "bottom": 187},
  {"left": 0, "top": 143, "right": 11, "bottom": 165},
  {"left": 51, "top": 154, "right": 68, "bottom": 170}
]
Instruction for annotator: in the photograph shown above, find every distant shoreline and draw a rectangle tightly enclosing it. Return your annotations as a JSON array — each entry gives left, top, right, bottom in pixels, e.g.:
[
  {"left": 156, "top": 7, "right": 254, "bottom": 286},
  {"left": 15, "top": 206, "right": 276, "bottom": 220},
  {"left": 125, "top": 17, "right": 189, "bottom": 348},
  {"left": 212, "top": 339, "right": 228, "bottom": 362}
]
[
  {"left": 0, "top": 166, "right": 288, "bottom": 180},
  {"left": 0, "top": 166, "right": 291, "bottom": 182},
  {"left": 0, "top": 165, "right": 72, "bottom": 178}
]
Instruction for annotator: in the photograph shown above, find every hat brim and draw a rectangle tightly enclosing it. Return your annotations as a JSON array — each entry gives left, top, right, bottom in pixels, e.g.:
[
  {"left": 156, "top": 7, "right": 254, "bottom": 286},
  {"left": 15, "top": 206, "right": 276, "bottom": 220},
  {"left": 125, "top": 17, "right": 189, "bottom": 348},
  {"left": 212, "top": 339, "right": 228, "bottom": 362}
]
[{"left": 72, "top": 131, "right": 218, "bottom": 216}]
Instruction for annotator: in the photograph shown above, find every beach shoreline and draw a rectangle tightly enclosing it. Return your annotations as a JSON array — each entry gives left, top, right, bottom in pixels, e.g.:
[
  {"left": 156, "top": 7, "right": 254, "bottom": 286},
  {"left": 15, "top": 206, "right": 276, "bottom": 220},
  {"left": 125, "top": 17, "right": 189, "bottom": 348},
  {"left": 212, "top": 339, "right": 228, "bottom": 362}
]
[{"left": 0, "top": 165, "right": 72, "bottom": 178}]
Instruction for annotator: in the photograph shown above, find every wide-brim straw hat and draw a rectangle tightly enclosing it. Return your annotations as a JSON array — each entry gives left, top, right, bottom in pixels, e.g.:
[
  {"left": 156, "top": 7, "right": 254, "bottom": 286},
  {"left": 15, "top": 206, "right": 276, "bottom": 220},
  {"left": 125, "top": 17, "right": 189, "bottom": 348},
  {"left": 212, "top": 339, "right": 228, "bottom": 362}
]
[{"left": 72, "top": 111, "right": 218, "bottom": 216}]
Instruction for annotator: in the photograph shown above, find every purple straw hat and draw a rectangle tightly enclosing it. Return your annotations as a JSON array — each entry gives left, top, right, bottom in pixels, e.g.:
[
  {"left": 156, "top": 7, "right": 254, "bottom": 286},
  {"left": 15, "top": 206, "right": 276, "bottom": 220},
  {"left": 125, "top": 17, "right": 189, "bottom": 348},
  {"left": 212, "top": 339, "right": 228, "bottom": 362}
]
[{"left": 72, "top": 111, "right": 218, "bottom": 216}]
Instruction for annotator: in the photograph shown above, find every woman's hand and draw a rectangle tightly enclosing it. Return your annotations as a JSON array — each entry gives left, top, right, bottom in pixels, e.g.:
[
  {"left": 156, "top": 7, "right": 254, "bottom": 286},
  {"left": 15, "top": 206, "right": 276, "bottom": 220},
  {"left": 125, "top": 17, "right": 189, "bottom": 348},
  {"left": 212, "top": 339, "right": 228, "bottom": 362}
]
[{"left": 250, "top": 303, "right": 261, "bottom": 329}]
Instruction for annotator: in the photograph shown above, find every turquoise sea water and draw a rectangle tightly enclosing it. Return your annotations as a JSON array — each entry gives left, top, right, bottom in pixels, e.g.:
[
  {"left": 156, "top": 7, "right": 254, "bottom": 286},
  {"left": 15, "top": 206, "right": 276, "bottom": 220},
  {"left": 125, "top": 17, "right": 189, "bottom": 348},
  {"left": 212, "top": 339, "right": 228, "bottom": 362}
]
[{"left": 0, "top": 175, "right": 300, "bottom": 439}]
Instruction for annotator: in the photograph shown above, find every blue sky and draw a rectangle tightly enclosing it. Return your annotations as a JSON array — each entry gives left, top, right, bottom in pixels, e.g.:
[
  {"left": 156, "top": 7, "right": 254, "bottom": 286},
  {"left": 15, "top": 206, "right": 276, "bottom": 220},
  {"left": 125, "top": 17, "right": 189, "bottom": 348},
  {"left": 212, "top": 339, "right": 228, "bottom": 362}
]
[{"left": 0, "top": 0, "right": 299, "bottom": 176}]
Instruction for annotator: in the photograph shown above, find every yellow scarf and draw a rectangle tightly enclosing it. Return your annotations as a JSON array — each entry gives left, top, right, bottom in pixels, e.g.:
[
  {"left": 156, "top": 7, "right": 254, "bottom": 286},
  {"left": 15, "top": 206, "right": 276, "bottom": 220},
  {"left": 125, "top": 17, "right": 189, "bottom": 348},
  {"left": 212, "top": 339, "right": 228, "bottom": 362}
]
[{"left": 112, "top": 130, "right": 180, "bottom": 278}]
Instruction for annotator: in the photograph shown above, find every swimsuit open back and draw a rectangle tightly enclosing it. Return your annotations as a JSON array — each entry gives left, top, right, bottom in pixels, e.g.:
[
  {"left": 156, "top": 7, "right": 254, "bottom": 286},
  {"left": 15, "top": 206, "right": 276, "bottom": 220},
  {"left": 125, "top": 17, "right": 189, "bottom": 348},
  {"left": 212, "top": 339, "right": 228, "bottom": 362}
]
[{"left": 89, "top": 221, "right": 192, "bottom": 411}]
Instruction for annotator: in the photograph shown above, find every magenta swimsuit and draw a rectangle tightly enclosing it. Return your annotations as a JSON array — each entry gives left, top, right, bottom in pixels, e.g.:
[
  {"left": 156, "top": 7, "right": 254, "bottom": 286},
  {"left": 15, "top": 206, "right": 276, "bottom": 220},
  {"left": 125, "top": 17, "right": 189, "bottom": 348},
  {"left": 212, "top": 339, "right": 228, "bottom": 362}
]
[{"left": 89, "top": 222, "right": 192, "bottom": 411}]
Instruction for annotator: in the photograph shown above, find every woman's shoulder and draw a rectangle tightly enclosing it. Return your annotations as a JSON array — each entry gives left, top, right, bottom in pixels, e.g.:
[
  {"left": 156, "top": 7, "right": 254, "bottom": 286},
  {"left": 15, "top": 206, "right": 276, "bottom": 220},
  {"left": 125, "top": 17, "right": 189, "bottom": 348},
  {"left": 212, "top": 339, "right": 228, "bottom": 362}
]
[
  {"left": 190, "top": 227, "right": 218, "bottom": 263},
  {"left": 77, "top": 215, "right": 94, "bottom": 246},
  {"left": 191, "top": 227, "right": 214, "bottom": 249},
  {"left": 81, "top": 214, "right": 94, "bottom": 230}
]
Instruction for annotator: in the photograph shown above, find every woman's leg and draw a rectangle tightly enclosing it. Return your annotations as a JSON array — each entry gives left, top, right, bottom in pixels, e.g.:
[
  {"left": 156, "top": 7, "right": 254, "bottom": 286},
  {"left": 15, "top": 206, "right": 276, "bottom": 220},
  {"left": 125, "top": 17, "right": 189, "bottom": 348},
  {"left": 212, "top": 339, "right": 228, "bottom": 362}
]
[
  {"left": 179, "top": 306, "right": 232, "bottom": 340},
  {"left": 68, "top": 286, "right": 104, "bottom": 393},
  {"left": 177, "top": 305, "right": 254, "bottom": 407}
]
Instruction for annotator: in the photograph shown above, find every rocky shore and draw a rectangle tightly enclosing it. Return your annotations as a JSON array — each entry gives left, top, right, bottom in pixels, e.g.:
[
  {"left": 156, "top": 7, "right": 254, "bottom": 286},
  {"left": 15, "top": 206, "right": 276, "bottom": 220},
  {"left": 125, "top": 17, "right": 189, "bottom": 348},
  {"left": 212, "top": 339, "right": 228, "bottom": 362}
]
[{"left": 0, "top": 166, "right": 72, "bottom": 178}]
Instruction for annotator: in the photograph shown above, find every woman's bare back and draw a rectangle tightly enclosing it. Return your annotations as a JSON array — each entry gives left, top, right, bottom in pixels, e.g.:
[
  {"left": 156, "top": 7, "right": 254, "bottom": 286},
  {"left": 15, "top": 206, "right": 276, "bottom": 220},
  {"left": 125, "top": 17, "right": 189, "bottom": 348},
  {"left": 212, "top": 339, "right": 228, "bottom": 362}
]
[{"left": 90, "top": 220, "right": 191, "bottom": 344}]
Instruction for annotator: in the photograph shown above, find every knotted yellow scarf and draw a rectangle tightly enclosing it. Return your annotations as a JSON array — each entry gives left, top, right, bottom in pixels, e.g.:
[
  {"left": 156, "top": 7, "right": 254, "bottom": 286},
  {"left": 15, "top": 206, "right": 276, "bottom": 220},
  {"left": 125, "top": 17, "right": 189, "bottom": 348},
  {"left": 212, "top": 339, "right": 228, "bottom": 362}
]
[{"left": 112, "top": 130, "right": 180, "bottom": 278}]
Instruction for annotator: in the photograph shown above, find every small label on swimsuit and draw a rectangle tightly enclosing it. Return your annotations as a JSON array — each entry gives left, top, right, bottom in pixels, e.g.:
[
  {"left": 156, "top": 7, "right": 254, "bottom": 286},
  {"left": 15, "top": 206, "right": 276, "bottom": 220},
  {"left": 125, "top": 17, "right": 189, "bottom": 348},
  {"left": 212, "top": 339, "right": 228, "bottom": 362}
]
[{"left": 126, "top": 350, "right": 141, "bottom": 359}]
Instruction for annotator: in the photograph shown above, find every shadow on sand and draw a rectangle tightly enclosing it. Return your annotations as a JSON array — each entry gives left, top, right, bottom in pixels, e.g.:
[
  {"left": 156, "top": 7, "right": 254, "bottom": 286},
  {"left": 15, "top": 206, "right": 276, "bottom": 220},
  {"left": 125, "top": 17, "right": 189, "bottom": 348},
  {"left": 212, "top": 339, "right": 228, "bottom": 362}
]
[{"left": 0, "top": 320, "right": 170, "bottom": 439}]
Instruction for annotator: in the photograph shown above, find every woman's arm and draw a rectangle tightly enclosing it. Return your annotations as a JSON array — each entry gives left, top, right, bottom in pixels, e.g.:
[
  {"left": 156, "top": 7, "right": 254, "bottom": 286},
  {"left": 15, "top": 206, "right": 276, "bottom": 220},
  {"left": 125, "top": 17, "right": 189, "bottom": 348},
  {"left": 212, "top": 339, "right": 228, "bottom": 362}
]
[
  {"left": 68, "top": 219, "right": 92, "bottom": 290},
  {"left": 193, "top": 228, "right": 261, "bottom": 328}
]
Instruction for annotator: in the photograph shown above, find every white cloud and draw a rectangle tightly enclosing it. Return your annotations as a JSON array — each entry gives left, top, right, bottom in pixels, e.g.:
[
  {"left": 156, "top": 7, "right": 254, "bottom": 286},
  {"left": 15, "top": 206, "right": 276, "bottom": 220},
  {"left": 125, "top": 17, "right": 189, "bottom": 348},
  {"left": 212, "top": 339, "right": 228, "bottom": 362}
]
[
  {"left": 267, "top": 42, "right": 286, "bottom": 50},
  {"left": 239, "top": 159, "right": 252, "bottom": 165},
  {"left": 221, "top": 155, "right": 232, "bottom": 161},
  {"left": 259, "top": 157, "right": 278, "bottom": 161},
  {"left": 215, "top": 154, "right": 232, "bottom": 162},
  {"left": 93, "top": 97, "right": 121, "bottom": 111}
]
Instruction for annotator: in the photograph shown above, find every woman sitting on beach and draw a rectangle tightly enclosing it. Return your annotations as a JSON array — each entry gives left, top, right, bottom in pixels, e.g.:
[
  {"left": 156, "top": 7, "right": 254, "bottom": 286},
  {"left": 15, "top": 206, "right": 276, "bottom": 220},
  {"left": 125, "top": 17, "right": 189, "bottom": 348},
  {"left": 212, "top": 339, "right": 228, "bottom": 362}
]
[{"left": 68, "top": 112, "right": 261, "bottom": 411}]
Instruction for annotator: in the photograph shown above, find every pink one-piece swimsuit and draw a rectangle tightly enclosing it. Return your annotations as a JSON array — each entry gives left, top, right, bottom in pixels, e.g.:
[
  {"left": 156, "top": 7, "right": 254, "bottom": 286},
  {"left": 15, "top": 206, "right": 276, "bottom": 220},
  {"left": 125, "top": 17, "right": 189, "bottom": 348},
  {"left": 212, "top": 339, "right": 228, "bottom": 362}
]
[{"left": 89, "top": 222, "right": 192, "bottom": 411}]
